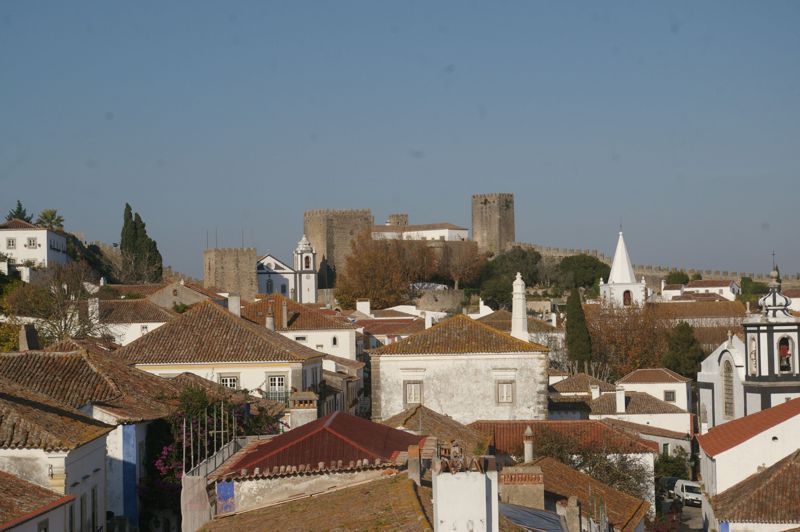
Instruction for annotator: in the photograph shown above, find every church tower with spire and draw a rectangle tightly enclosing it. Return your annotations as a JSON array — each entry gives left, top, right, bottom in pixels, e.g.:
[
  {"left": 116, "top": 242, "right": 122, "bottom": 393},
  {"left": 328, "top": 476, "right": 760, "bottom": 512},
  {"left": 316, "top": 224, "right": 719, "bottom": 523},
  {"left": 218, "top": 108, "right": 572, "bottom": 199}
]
[
  {"left": 293, "top": 234, "right": 318, "bottom": 304},
  {"left": 599, "top": 231, "right": 647, "bottom": 307}
]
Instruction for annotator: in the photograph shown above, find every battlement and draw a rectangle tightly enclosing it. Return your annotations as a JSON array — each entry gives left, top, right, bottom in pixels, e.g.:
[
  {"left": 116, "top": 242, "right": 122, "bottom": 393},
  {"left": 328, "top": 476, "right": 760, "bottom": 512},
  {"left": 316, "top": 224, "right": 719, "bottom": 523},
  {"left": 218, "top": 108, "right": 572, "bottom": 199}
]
[
  {"left": 304, "top": 209, "right": 373, "bottom": 219},
  {"left": 472, "top": 193, "right": 514, "bottom": 201},
  {"left": 203, "top": 247, "right": 257, "bottom": 253}
]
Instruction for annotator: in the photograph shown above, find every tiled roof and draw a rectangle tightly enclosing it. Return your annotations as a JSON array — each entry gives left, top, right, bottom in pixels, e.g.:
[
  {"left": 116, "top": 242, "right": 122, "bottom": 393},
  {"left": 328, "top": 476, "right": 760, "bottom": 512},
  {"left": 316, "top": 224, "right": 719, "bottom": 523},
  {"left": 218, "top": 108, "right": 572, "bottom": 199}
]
[
  {"left": 476, "top": 309, "right": 558, "bottom": 333},
  {"left": 589, "top": 391, "right": 687, "bottom": 415},
  {"left": 183, "top": 282, "right": 225, "bottom": 300},
  {"left": 219, "top": 411, "right": 424, "bottom": 478},
  {"left": 0, "top": 470, "right": 74, "bottom": 529},
  {"left": 649, "top": 301, "right": 746, "bottom": 320},
  {"left": 382, "top": 405, "right": 492, "bottom": 455},
  {"left": 202, "top": 474, "right": 432, "bottom": 531},
  {"left": 698, "top": 397, "right": 800, "bottom": 458},
  {"left": 523, "top": 457, "right": 650, "bottom": 531},
  {"left": 372, "top": 222, "right": 466, "bottom": 232},
  {"left": 468, "top": 420, "right": 657, "bottom": 455},
  {"left": 114, "top": 302, "right": 325, "bottom": 365},
  {"left": 323, "top": 353, "right": 365, "bottom": 370},
  {"left": 0, "top": 376, "right": 113, "bottom": 451},
  {"left": 0, "top": 349, "right": 179, "bottom": 422},
  {"left": 670, "top": 293, "right": 727, "bottom": 302},
  {"left": 0, "top": 218, "right": 39, "bottom": 230},
  {"left": 599, "top": 418, "right": 691, "bottom": 440},
  {"left": 783, "top": 288, "right": 800, "bottom": 298},
  {"left": 104, "top": 283, "right": 166, "bottom": 296},
  {"left": 617, "top": 368, "right": 690, "bottom": 384},
  {"left": 547, "top": 368, "right": 570, "bottom": 377},
  {"left": 95, "top": 299, "right": 175, "bottom": 323},
  {"left": 358, "top": 318, "right": 425, "bottom": 337},
  {"left": 710, "top": 449, "right": 800, "bottom": 523},
  {"left": 371, "top": 309, "right": 417, "bottom": 319},
  {"left": 369, "top": 314, "right": 548, "bottom": 355},
  {"left": 686, "top": 279, "right": 735, "bottom": 288},
  {"left": 662, "top": 284, "right": 684, "bottom": 291},
  {"left": 46, "top": 337, "right": 119, "bottom": 354},
  {"left": 243, "top": 293, "right": 355, "bottom": 331},
  {"left": 550, "top": 373, "right": 615, "bottom": 394}
]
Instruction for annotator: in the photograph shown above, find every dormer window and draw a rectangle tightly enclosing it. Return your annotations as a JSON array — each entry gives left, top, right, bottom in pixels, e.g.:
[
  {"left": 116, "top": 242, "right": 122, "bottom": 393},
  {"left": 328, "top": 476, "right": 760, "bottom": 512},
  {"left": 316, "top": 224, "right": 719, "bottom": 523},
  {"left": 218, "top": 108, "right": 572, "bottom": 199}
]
[{"left": 779, "top": 337, "right": 793, "bottom": 373}]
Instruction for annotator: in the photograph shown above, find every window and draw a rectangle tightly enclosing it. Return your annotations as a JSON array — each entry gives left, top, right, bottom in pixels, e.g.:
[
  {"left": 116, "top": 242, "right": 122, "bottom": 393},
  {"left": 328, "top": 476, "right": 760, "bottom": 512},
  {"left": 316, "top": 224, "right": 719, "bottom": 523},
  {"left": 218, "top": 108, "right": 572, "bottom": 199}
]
[
  {"left": 281, "top": 284, "right": 287, "bottom": 294},
  {"left": 27, "top": 237, "right": 37, "bottom": 248},
  {"left": 68, "top": 504, "right": 75, "bottom": 532},
  {"left": 662, "top": 443, "right": 670, "bottom": 455},
  {"left": 80, "top": 495, "right": 86, "bottom": 532},
  {"left": 623, "top": 290, "right": 632, "bottom": 306},
  {"left": 172, "top": 288, "right": 179, "bottom": 296},
  {"left": 5, "top": 238, "right": 15, "bottom": 250},
  {"left": 779, "top": 337, "right": 793, "bottom": 373},
  {"left": 140, "top": 324, "right": 149, "bottom": 335},
  {"left": 266, "top": 278, "right": 273, "bottom": 293},
  {"left": 332, "top": 336, "right": 338, "bottom": 346},
  {"left": 404, "top": 381, "right": 422, "bottom": 406},
  {"left": 497, "top": 381, "right": 514, "bottom": 403},
  {"left": 294, "top": 336, "right": 307, "bottom": 342},
  {"left": 723, "top": 360, "right": 734, "bottom": 419},
  {"left": 219, "top": 374, "right": 240, "bottom": 389},
  {"left": 90, "top": 486, "right": 97, "bottom": 532},
  {"left": 316, "top": 344, "right": 324, "bottom": 350},
  {"left": 664, "top": 390, "right": 676, "bottom": 402},
  {"left": 268, "top": 375, "right": 286, "bottom": 392},
  {"left": 304, "top": 256, "right": 311, "bottom": 269},
  {"left": 37, "top": 519, "right": 49, "bottom": 532}
]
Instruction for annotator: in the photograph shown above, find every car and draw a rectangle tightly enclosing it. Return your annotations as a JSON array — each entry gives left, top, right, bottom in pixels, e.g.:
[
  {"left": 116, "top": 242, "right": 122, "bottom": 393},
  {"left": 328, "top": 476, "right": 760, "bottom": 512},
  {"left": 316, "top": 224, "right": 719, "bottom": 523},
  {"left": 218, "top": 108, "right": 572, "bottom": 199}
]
[
  {"left": 657, "top": 476, "right": 679, "bottom": 499},
  {"left": 674, "top": 479, "right": 702, "bottom": 507}
]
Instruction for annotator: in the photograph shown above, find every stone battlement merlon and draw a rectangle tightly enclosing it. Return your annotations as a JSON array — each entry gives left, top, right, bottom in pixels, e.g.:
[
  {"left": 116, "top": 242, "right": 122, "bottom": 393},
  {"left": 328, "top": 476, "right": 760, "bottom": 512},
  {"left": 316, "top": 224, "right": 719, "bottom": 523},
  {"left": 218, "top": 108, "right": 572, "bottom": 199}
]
[
  {"left": 472, "top": 193, "right": 514, "bottom": 200},
  {"left": 304, "top": 209, "right": 373, "bottom": 218},
  {"left": 204, "top": 247, "right": 258, "bottom": 253}
]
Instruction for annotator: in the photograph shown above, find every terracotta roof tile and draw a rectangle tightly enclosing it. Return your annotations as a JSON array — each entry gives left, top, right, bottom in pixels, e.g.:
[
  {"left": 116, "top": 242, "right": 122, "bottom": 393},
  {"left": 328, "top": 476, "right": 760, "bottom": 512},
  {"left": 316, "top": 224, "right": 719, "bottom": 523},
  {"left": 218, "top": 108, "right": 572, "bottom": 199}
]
[
  {"left": 0, "top": 471, "right": 74, "bottom": 528},
  {"left": 783, "top": 288, "right": 800, "bottom": 298},
  {"left": 662, "top": 284, "right": 684, "bottom": 291},
  {"left": 371, "top": 309, "right": 417, "bottom": 319},
  {"left": 686, "top": 279, "right": 736, "bottom": 288},
  {"left": 382, "top": 405, "right": 492, "bottom": 455},
  {"left": 617, "top": 368, "right": 690, "bottom": 384},
  {"left": 114, "top": 302, "right": 325, "bottom": 365},
  {"left": 589, "top": 391, "right": 687, "bottom": 415},
  {"left": 370, "top": 314, "right": 548, "bottom": 355},
  {"left": 468, "top": 420, "right": 657, "bottom": 455},
  {"left": 550, "top": 373, "right": 615, "bottom": 394},
  {"left": 0, "top": 219, "right": 39, "bottom": 230},
  {"left": 243, "top": 293, "right": 355, "bottom": 331},
  {"left": 0, "top": 376, "right": 113, "bottom": 451},
  {"left": 103, "top": 283, "right": 165, "bottom": 296},
  {"left": 670, "top": 292, "right": 728, "bottom": 302},
  {"left": 323, "top": 353, "right": 365, "bottom": 370},
  {"left": 710, "top": 449, "right": 800, "bottom": 523},
  {"left": 649, "top": 301, "right": 746, "bottom": 320},
  {"left": 477, "top": 309, "right": 557, "bottom": 333},
  {"left": 698, "top": 397, "right": 800, "bottom": 458},
  {"left": 599, "top": 418, "right": 691, "bottom": 440},
  {"left": 358, "top": 318, "right": 425, "bottom": 337},
  {"left": 92, "top": 299, "right": 175, "bottom": 323}
]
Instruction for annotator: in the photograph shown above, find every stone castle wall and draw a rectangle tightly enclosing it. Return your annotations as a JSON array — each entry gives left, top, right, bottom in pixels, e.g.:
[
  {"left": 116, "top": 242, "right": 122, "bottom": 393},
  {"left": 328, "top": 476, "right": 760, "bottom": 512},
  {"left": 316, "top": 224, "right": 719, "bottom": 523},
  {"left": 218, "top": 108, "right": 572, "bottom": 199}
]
[
  {"left": 203, "top": 247, "right": 257, "bottom": 301},
  {"left": 472, "top": 193, "right": 515, "bottom": 256},
  {"left": 303, "top": 209, "right": 374, "bottom": 272}
]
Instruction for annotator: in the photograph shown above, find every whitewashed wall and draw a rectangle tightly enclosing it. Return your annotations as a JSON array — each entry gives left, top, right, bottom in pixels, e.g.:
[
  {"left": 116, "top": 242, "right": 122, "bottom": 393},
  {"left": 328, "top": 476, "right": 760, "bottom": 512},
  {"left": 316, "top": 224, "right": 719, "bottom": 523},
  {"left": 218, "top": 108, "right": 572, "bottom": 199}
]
[
  {"left": 618, "top": 382, "right": 692, "bottom": 412},
  {"left": 280, "top": 329, "right": 357, "bottom": 360}
]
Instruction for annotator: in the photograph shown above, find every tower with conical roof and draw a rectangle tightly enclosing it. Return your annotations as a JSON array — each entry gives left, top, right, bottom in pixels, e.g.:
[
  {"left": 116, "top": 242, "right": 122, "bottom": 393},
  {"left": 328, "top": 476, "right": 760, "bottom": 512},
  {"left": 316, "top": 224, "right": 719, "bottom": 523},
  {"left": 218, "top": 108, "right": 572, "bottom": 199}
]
[
  {"left": 293, "top": 234, "right": 318, "bottom": 304},
  {"left": 599, "top": 231, "right": 647, "bottom": 307}
]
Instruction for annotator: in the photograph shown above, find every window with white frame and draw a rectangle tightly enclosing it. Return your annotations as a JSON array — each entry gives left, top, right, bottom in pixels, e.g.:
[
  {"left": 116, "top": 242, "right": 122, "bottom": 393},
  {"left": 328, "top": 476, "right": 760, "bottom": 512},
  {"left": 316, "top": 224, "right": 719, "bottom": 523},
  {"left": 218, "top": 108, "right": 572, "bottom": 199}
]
[
  {"left": 27, "top": 237, "right": 37, "bottom": 248},
  {"left": 219, "top": 374, "right": 240, "bottom": 389},
  {"left": 497, "top": 381, "right": 514, "bottom": 404},
  {"left": 268, "top": 375, "right": 286, "bottom": 392},
  {"left": 404, "top": 381, "right": 422, "bottom": 406},
  {"left": 664, "top": 390, "right": 676, "bottom": 402},
  {"left": 5, "top": 238, "right": 15, "bottom": 250}
]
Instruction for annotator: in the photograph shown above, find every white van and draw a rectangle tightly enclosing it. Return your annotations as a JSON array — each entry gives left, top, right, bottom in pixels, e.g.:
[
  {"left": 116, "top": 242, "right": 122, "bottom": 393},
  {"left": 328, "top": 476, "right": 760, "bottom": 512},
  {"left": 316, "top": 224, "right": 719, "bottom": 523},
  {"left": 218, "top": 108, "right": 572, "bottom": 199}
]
[{"left": 674, "top": 479, "right": 702, "bottom": 507}]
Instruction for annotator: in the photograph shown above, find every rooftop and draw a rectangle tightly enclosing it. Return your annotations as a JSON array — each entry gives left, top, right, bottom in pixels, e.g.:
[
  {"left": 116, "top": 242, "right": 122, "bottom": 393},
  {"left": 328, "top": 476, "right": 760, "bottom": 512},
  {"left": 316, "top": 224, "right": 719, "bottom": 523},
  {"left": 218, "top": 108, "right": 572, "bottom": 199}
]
[
  {"left": 476, "top": 309, "right": 558, "bottom": 333},
  {"left": 382, "top": 405, "right": 492, "bottom": 455},
  {"left": 698, "top": 397, "right": 800, "bottom": 458},
  {"left": 617, "top": 367, "right": 691, "bottom": 384},
  {"left": 372, "top": 222, "right": 467, "bottom": 233},
  {"left": 84, "top": 299, "right": 175, "bottom": 324},
  {"left": 369, "top": 314, "right": 548, "bottom": 356},
  {"left": 114, "top": 301, "right": 325, "bottom": 365},
  {"left": 0, "top": 218, "right": 40, "bottom": 230},
  {"left": 102, "top": 283, "right": 166, "bottom": 296},
  {"left": 710, "top": 449, "right": 800, "bottom": 524},
  {"left": 0, "top": 470, "right": 74, "bottom": 529},
  {"left": 599, "top": 418, "right": 692, "bottom": 440},
  {"left": 589, "top": 391, "right": 687, "bottom": 416},
  {"left": 357, "top": 318, "right": 425, "bottom": 337},
  {"left": 686, "top": 279, "right": 736, "bottom": 288},
  {"left": 648, "top": 301, "right": 746, "bottom": 320},
  {"left": 550, "top": 373, "right": 615, "bottom": 394},
  {"left": 242, "top": 293, "right": 355, "bottom": 331}
]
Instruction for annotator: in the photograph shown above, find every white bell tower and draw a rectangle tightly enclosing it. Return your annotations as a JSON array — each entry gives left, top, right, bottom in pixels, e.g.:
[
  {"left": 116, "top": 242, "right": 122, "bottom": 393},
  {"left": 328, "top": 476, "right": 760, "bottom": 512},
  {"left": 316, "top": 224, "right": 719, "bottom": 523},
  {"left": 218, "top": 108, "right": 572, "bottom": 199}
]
[{"left": 293, "top": 235, "right": 318, "bottom": 304}]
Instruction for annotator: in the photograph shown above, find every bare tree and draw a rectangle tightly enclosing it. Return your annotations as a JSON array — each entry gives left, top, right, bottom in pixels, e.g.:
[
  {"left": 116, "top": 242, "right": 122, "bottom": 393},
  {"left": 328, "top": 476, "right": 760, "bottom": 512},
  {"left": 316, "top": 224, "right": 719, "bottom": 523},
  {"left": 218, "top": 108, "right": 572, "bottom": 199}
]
[{"left": 439, "top": 242, "right": 486, "bottom": 290}]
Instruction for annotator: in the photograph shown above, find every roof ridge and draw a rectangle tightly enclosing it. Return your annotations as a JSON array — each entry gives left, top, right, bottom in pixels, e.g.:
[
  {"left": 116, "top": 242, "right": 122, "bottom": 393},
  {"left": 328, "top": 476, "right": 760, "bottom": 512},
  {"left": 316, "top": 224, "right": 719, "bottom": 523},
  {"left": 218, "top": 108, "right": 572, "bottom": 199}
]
[{"left": 78, "top": 349, "right": 124, "bottom": 401}]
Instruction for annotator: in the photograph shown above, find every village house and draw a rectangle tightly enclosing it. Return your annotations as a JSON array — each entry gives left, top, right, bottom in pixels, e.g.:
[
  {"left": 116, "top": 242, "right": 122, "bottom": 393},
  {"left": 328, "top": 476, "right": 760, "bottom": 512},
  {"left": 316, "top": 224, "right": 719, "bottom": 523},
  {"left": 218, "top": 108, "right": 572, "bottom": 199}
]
[
  {"left": 256, "top": 235, "right": 318, "bottom": 304},
  {"left": 588, "top": 388, "right": 693, "bottom": 435},
  {"left": 617, "top": 368, "right": 693, "bottom": 413},
  {"left": 683, "top": 279, "right": 741, "bottom": 301},
  {"left": 0, "top": 218, "right": 68, "bottom": 269},
  {"left": 547, "top": 373, "right": 616, "bottom": 420},
  {"left": 599, "top": 418, "right": 692, "bottom": 457},
  {"left": 477, "top": 309, "right": 565, "bottom": 360},
  {"left": 0, "top": 377, "right": 112, "bottom": 532},
  {"left": 146, "top": 278, "right": 227, "bottom": 310},
  {"left": 114, "top": 301, "right": 324, "bottom": 404},
  {"left": 371, "top": 221, "right": 469, "bottom": 241},
  {"left": 0, "top": 470, "right": 76, "bottom": 532},
  {"left": 357, "top": 317, "right": 425, "bottom": 349},
  {"left": 83, "top": 298, "right": 175, "bottom": 346}
]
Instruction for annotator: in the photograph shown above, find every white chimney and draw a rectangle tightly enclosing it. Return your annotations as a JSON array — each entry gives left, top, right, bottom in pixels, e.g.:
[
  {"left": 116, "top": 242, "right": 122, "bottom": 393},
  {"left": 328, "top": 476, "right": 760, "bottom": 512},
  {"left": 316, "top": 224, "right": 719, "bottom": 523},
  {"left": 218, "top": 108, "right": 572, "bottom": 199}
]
[
  {"left": 615, "top": 386, "right": 626, "bottom": 414},
  {"left": 523, "top": 425, "right": 534, "bottom": 463},
  {"left": 356, "top": 299, "right": 371, "bottom": 317},
  {"left": 265, "top": 314, "right": 275, "bottom": 331},
  {"left": 511, "top": 272, "right": 528, "bottom": 341},
  {"left": 88, "top": 298, "right": 100, "bottom": 325},
  {"left": 228, "top": 293, "right": 241, "bottom": 317},
  {"left": 550, "top": 312, "right": 557, "bottom": 328},
  {"left": 281, "top": 299, "right": 288, "bottom": 327},
  {"left": 590, "top": 384, "right": 600, "bottom": 400},
  {"left": 424, "top": 311, "right": 433, "bottom": 329},
  {"left": 99, "top": 277, "right": 106, "bottom": 287},
  {"left": 661, "top": 279, "right": 665, "bottom": 292}
]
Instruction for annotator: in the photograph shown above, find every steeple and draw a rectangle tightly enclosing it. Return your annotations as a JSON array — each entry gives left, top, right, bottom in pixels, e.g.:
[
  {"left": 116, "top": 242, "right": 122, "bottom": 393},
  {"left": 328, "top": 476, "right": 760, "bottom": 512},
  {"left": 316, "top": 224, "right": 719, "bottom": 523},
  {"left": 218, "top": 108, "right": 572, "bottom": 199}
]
[
  {"left": 608, "top": 231, "right": 637, "bottom": 285},
  {"left": 511, "top": 272, "right": 529, "bottom": 341}
]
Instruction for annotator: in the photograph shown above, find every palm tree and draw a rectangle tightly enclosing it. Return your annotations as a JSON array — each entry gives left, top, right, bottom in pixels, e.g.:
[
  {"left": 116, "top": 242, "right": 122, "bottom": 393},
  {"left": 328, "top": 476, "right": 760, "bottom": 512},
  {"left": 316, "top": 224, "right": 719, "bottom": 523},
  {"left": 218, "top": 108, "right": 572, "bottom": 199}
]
[{"left": 35, "top": 209, "right": 65, "bottom": 230}]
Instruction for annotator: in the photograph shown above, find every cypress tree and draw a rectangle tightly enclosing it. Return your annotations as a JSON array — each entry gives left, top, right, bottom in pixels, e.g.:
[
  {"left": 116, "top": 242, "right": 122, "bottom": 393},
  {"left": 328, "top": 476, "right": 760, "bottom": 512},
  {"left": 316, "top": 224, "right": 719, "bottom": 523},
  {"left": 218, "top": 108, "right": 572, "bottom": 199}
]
[
  {"left": 662, "top": 322, "right": 705, "bottom": 379},
  {"left": 119, "top": 204, "right": 162, "bottom": 283},
  {"left": 6, "top": 200, "right": 33, "bottom": 223},
  {"left": 565, "top": 288, "right": 592, "bottom": 362}
]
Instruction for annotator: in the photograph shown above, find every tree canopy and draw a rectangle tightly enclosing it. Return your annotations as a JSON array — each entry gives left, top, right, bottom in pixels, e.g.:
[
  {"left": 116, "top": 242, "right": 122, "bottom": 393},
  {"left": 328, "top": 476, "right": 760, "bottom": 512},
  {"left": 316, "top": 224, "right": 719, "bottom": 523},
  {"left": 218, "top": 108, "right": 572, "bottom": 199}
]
[
  {"left": 479, "top": 247, "right": 541, "bottom": 308},
  {"left": 557, "top": 254, "right": 610, "bottom": 289},
  {"left": 661, "top": 321, "right": 705, "bottom": 379},
  {"left": 120, "top": 203, "right": 163, "bottom": 283},
  {"left": 35, "top": 208, "right": 65, "bottom": 230},
  {"left": 6, "top": 200, "right": 32, "bottom": 223},
  {"left": 665, "top": 270, "right": 689, "bottom": 285},
  {"left": 565, "top": 289, "right": 592, "bottom": 362}
]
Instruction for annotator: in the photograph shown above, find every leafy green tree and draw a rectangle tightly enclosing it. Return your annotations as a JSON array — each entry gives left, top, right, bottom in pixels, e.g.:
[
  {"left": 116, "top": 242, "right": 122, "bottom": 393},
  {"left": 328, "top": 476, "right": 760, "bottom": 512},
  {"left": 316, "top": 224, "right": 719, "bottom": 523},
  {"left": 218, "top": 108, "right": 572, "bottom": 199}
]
[
  {"left": 566, "top": 289, "right": 592, "bottom": 362},
  {"left": 35, "top": 208, "right": 65, "bottom": 230},
  {"left": 665, "top": 270, "right": 689, "bottom": 285},
  {"left": 655, "top": 447, "right": 691, "bottom": 478},
  {"left": 690, "top": 272, "right": 703, "bottom": 281},
  {"left": 479, "top": 247, "right": 541, "bottom": 308},
  {"left": 6, "top": 200, "right": 33, "bottom": 222},
  {"left": 661, "top": 322, "right": 705, "bottom": 379},
  {"left": 119, "top": 204, "right": 163, "bottom": 283},
  {"left": 557, "top": 254, "right": 610, "bottom": 289}
]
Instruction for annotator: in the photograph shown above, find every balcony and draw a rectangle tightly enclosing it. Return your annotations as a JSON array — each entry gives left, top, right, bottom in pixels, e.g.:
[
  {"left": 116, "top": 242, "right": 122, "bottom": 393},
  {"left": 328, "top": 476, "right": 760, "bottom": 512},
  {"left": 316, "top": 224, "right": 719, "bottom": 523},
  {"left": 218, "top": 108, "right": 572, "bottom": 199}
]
[{"left": 262, "top": 390, "right": 290, "bottom": 404}]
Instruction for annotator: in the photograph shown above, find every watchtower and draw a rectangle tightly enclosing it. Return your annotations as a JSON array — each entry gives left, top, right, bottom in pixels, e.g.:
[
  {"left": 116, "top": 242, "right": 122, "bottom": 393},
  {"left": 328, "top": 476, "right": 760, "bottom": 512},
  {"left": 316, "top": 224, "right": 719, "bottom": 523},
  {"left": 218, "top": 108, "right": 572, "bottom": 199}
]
[
  {"left": 471, "top": 193, "right": 515, "bottom": 255},
  {"left": 203, "top": 248, "right": 258, "bottom": 301},
  {"left": 303, "top": 209, "right": 374, "bottom": 272}
]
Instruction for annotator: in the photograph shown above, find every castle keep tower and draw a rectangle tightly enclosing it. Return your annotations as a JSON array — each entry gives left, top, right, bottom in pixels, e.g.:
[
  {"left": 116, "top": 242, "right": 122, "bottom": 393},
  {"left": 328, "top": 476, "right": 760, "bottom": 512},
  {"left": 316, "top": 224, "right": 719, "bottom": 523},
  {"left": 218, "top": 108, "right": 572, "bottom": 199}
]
[
  {"left": 472, "top": 193, "right": 515, "bottom": 255},
  {"left": 203, "top": 247, "right": 258, "bottom": 301},
  {"left": 303, "top": 209, "right": 374, "bottom": 272}
]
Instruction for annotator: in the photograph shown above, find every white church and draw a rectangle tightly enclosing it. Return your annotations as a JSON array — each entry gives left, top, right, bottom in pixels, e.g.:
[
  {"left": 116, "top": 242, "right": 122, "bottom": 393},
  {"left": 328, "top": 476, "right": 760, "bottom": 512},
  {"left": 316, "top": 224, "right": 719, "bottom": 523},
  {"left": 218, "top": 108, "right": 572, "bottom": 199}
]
[
  {"left": 256, "top": 235, "right": 318, "bottom": 304},
  {"left": 599, "top": 231, "right": 648, "bottom": 307},
  {"left": 697, "top": 269, "right": 800, "bottom": 430}
]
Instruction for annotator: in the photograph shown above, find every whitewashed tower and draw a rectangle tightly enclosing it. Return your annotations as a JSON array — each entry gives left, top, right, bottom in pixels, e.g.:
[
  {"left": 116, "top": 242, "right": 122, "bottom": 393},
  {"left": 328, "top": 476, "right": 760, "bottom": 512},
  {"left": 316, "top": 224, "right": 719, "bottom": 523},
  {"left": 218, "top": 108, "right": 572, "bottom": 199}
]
[
  {"left": 511, "top": 272, "right": 529, "bottom": 341},
  {"left": 599, "top": 231, "right": 647, "bottom": 307},
  {"left": 293, "top": 235, "right": 318, "bottom": 304}
]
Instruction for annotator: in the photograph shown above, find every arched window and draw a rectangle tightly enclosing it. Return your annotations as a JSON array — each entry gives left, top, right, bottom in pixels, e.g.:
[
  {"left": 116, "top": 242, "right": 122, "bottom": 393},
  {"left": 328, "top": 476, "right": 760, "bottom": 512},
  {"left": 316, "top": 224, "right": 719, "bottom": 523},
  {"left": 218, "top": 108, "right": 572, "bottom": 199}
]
[
  {"left": 779, "top": 337, "right": 794, "bottom": 373},
  {"left": 723, "top": 360, "right": 734, "bottom": 419},
  {"left": 266, "top": 278, "right": 273, "bottom": 294},
  {"left": 304, "top": 256, "right": 311, "bottom": 269},
  {"left": 332, "top": 336, "right": 338, "bottom": 347},
  {"left": 623, "top": 290, "right": 632, "bottom": 306}
]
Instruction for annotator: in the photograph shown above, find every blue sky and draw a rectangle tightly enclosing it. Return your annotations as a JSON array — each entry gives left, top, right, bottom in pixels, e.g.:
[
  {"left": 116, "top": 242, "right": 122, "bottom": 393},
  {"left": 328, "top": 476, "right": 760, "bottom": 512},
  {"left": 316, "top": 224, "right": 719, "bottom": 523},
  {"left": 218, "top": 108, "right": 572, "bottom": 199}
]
[{"left": 2, "top": 1, "right": 799, "bottom": 277}]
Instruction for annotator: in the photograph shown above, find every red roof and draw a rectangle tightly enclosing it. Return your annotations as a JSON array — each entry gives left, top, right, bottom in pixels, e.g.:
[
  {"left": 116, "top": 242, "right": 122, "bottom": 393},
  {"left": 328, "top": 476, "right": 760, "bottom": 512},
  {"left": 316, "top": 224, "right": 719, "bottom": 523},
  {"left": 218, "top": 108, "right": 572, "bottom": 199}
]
[
  {"left": 618, "top": 368, "right": 691, "bottom": 384},
  {"left": 686, "top": 279, "right": 736, "bottom": 288},
  {"left": 698, "top": 397, "right": 800, "bottom": 458},
  {"left": 220, "top": 411, "right": 424, "bottom": 477},
  {"left": 0, "top": 218, "right": 39, "bottom": 230},
  {"left": 468, "top": 420, "right": 657, "bottom": 455}
]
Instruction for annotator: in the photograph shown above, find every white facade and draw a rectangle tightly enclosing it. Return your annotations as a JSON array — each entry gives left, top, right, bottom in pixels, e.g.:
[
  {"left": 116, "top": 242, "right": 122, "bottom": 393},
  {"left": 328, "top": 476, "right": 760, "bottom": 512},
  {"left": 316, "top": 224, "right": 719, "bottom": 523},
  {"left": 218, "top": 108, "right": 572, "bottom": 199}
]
[
  {"left": 617, "top": 381, "right": 692, "bottom": 412},
  {"left": 683, "top": 281, "right": 741, "bottom": 302},
  {"left": 5, "top": 500, "right": 70, "bottom": 532},
  {"left": 599, "top": 231, "right": 648, "bottom": 307},
  {"left": 281, "top": 328, "right": 357, "bottom": 360},
  {"left": 106, "top": 321, "right": 167, "bottom": 346},
  {"left": 0, "top": 224, "right": 68, "bottom": 268},
  {"left": 374, "top": 353, "right": 548, "bottom": 425},
  {"left": 432, "top": 465, "right": 499, "bottom": 531},
  {"left": 372, "top": 225, "right": 468, "bottom": 241},
  {"left": 590, "top": 411, "right": 692, "bottom": 435},
  {"left": 257, "top": 235, "right": 318, "bottom": 304}
]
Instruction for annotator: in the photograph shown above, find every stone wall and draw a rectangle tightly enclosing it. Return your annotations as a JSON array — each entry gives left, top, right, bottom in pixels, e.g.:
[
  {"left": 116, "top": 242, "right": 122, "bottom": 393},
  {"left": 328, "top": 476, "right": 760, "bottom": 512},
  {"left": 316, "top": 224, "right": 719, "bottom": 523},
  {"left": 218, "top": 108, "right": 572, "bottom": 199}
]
[
  {"left": 203, "top": 248, "right": 258, "bottom": 301},
  {"left": 303, "top": 209, "right": 374, "bottom": 272},
  {"left": 472, "top": 193, "right": 515, "bottom": 255}
]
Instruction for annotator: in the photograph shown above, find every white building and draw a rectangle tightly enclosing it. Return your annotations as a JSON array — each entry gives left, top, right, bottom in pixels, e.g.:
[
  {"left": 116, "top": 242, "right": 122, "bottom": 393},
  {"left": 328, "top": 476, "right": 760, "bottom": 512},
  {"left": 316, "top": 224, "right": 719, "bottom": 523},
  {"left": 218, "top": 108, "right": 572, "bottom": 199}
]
[
  {"left": 0, "top": 377, "right": 111, "bottom": 532},
  {"left": 599, "top": 231, "right": 648, "bottom": 307},
  {"left": 697, "top": 270, "right": 800, "bottom": 430},
  {"left": 256, "top": 235, "right": 317, "bottom": 304},
  {"left": 697, "top": 397, "right": 800, "bottom": 527},
  {"left": 617, "top": 368, "right": 693, "bottom": 413},
  {"left": 370, "top": 313, "right": 549, "bottom": 425},
  {"left": 88, "top": 298, "right": 174, "bottom": 346},
  {"left": 683, "top": 279, "right": 741, "bottom": 301},
  {"left": 0, "top": 218, "right": 68, "bottom": 268},
  {"left": 372, "top": 222, "right": 468, "bottom": 241},
  {"left": 0, "top": 471, "right": 75, "bottom": 532},
  {"left": 588, "top": 387, "right": 693, "bottom": 435}
]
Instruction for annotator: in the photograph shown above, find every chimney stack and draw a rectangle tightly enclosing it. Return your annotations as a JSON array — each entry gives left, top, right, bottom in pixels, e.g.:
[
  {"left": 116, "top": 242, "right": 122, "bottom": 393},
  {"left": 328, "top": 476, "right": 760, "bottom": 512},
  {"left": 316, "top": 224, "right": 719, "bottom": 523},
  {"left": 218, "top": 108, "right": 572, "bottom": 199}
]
[
  {"left": 356, "top": 299, "right": 371, "bottom": 317},
  {"left": 228, "top": 293, "right": 241, "bottom": 318},
  {"left": 523, "top": 425, "right": 534, "bottom": 463},
  {"left": 281, "top": 299, "right": 288, "bottom": 328},
  {"left": 615, "top": 386, "right": 626, "bottom": 414},
  {"left": 511, "top": 272, "right": 528, "bottom": 341},
  {"left": 661, "top": 279, "right": 665, "bottom": 293},
  {"left": 265, "top": 301, "right": 275, "bottom": 330},
  {"left": 590, "top": 384, "right": 600, "bottom": 400},
  {"left": 424, "top": 311, "right": 434, "bottom": 329}
]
